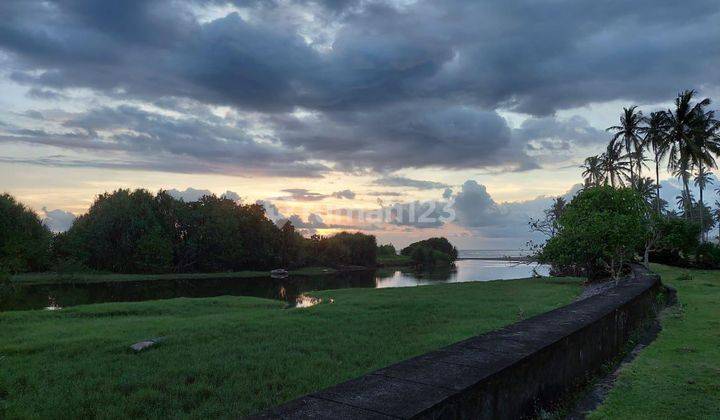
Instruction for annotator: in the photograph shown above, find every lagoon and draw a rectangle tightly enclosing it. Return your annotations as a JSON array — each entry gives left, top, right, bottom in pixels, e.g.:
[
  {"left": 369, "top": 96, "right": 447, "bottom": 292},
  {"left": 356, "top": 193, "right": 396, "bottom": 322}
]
[{"left": 1, "top": 259, "right": 548, "bottom": 311}]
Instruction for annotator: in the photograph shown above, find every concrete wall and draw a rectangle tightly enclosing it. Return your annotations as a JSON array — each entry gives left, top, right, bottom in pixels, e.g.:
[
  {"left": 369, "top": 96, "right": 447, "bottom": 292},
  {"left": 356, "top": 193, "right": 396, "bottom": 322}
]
[{"left": 252, "top": 265, "right": 664, "bottom": 419}]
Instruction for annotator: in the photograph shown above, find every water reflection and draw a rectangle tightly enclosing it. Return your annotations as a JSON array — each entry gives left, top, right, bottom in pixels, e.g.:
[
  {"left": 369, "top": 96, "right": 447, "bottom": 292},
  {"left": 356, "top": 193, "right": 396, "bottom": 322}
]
[
  {"left": 376, "top": 260, "right": 548, "bottom": 288},
  {"left": 1, "top": 260, "right": 548, "bottom": 311}
]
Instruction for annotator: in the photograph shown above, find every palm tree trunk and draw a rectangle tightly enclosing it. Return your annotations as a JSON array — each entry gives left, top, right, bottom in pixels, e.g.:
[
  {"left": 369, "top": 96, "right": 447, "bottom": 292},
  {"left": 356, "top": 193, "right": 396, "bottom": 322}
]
[
  {"left": 655, "top": 152, "right": 661, "bottom": 214},
  {"left": 683, "top": 175, "right": 691, "bottom": 220},
  {"left": 699, "top": 162, "right": 705, "bottom": 242}
]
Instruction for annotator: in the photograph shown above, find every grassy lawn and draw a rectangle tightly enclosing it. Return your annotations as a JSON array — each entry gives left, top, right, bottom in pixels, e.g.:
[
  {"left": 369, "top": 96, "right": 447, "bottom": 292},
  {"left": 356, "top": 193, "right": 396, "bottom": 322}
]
[
  {"left": 0, "top": 277, "right": 581, "bottom": 418},
  {"left": 9, "top": 266, "right": 337, "bottom": 285},
  {"left": 589, "top": 264, "right": 720, "bottom": 419}
]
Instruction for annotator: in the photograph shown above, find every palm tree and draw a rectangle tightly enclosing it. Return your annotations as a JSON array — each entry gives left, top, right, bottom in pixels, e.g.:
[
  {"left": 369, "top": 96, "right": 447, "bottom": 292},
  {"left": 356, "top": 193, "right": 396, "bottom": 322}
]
[
  {"left": 607, "top": 106, "right": 645, "bottom": 184},
  {"left": 691, "top": 107, "right": 720, "bottom": 241},
  {"left": 581, "top": 155, "right": 604, "bottom": 187},
  {"left": 600, "top": 143, "right": 631, "bottom": 187},
  {"left": 643, "top": 111, "right": 670, "bottom": 212},
  {"left": 695, "top": 162, "right": 715, "bottom": 241},
  {"left": 676, "top": 190, "right": 694, "bottom": 218},
  {"left": 673, "top": 165, "right": 694, "bottom": 218},
  {"left": 665, "top": 90, "right": 710, "bottom": 209},
  {"left": 632, "top": 177, "right": 657, "bottom": 206}
]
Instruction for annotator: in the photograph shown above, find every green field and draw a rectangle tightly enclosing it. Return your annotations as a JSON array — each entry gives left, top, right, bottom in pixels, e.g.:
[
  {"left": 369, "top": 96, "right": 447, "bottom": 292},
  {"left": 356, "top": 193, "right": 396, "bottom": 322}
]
[
  {"left": 0, "top": 277, "right": 581, "bottom": 418},
  {"left": 589, "top": 264, "right": 720, "bottom": 419},
  {"left": 9, "top": 266, "right": 337, "bottom": 285}
]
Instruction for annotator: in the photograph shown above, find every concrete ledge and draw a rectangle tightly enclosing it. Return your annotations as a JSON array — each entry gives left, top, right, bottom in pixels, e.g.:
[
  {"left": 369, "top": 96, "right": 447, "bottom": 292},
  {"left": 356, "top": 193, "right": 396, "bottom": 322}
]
[{"left": 252, "top": 265, "right": 663, "bottom": 419}]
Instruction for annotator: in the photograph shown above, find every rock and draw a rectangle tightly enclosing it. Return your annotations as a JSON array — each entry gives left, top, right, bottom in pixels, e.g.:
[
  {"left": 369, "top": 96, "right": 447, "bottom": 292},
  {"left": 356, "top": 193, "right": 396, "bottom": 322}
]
[
  {"left": 270, "top": 268, "right": 289, "bottom": 278},
  {"left": 130, "top": 337, "right": 165, "bottom": 352}
]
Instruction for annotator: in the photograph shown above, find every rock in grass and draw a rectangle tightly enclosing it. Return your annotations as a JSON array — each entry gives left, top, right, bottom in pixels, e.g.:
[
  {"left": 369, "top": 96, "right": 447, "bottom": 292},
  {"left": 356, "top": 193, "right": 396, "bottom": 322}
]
[{"left": 130, "top": 337, "right": 165, "bottom": 352}]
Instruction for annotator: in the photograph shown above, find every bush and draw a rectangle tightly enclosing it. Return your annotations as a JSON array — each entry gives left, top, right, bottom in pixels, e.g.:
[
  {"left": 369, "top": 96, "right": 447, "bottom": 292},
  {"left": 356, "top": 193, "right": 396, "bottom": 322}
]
[
  {"left": 539, "top": 186, "right": 648, "bottom": 280},
  {"left": 309, "top": 232, "right": 377, "bottom": 267},
  {"left": 401, "top": 237, "right": 458, "bottom": 267},
  {"left": 694, "top": 242, "right": 720, "bottom": 268},
  {"left": 649, "top": 217, "right": 701, "bottom": 266},
  {"left": 0, "top": 194, "right": 52, "bottom": 273}
]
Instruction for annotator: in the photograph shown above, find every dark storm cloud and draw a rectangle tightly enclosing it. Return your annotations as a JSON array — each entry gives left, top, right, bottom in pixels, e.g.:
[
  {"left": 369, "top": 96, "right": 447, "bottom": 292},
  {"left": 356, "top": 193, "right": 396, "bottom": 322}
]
[
  {"left": 0, "top": 105, "right": 328, "bottom": 177},
  {"left": 273, "top": 103, "right": 537, "bottom": 171},
  {"left": 2, "top": 0, "right": 720, "bottom": 174}
]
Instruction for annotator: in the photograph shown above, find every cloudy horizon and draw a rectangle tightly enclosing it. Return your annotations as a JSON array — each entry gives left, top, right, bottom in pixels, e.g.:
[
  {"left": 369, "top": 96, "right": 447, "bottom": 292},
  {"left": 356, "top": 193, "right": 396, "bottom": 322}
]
[{"left": 2, "top": 0, "right": 720, "bottom": 249}]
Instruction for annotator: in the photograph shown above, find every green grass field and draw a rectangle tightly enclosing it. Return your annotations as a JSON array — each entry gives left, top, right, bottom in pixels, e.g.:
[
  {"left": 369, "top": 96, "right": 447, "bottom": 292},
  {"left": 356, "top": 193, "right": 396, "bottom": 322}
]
[
  {"left": 0, "top": 277, "right": 581, "bottom": 418},
  {"left": 9, "top": 266, "right": 337, "bottom": 285},
  {"left": 589, "top": 264, "right": 720, "bottom": 419}
]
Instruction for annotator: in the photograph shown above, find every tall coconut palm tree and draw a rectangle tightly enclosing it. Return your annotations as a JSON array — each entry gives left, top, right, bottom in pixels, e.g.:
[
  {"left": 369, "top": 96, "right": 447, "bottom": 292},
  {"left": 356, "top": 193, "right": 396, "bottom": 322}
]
[
  {"left": 665, "top": 90, "right": 710, "bottom": 208},
  {"left": 600, "top": 143, "right": 631, "bottom": 187},
  {"left": 581, "top": 155, "right": 604, "bottom": 187},
  {"left": 691, "top": 107, "right": 720, "bottom": 241},
  {"left": 607, "top": 106, "right": 645, "bottom": 185},
  {"left": 643, "top": 111, "right": 670, "bottom": 212}
]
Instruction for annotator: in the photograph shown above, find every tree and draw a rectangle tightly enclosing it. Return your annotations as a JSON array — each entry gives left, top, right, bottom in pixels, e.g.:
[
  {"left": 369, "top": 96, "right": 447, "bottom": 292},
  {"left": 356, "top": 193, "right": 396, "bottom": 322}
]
[
  {"left": 632, "top": 177, "right": 657, "bottom": 207},
  {"left": 665, "top": 90, "right": 710, "bottom": 216},
  {"left": 607, "top": 106, "right": 645, "bottom": 184},
  {"left": 401, "top": 237, "right": 458, "bottom": 266},
  {"left": 643, "top": 111, "right": 670, "bottom": 213},
  {"left": 600, "top": 143, "right": 631, "bottom": 187},
  {"left": 690, "top": 106, "right": 720, "bottom": 241},
  {"left": 581, "top": 155, "right": 604, "bottom": 187},
  {"left": 56, "top": 189, "right": 175, "bottom": 273},
  {"left": 0, "top": 194, "right": 53, "bottom": 273},
  {"left": 529, "top": 197, "right": 566, "bottom": 237},
  {"left": 539, "top": 186, "right": 648, "bottom": 280}
]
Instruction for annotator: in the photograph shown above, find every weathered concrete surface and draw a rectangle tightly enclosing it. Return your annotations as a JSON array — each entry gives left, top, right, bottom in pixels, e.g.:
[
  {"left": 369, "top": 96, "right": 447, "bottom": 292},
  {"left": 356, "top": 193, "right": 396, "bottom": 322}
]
[{"left": 252, "top": 265, "right": 664, "bottom": 419}]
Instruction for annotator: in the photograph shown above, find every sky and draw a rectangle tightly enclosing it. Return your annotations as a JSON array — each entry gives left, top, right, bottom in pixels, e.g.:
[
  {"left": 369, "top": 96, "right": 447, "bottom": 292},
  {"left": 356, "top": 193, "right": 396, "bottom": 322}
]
[{"left": 1, "top": 0, "right": 720, "bottom": 249}]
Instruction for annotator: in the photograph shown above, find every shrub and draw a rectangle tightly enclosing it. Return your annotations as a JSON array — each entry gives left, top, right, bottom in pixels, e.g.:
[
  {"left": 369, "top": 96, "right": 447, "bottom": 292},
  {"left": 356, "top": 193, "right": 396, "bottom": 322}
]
[
  {"left": 0, "top": 194, "right": 52, "bottom": 273},
  {"left": 401, "top": 237, "right": 458, "bottom": 266},
  {"left": 539, "top": 186, "right": 648, "bottom": 280},
  {"left": 649, "top": 217, "right": 701, "bottom": 266}
]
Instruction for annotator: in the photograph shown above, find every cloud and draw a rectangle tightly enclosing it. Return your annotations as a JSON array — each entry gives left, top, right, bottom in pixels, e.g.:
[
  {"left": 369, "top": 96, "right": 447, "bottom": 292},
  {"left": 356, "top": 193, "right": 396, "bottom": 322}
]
[
  {"left": 373, "top": 176, "right": 450, "bottom": 190},
  {"left": 166, "top": 187, "right": 242, "bottom": 202},
  {"left": 0, "top": 104, "right": 328, "bottom": 177},
  {"left": 452, "top": 180, "right": 508, "bottom": 228},
  {"left": 331, "top": 189, "right": 356, "bottom": 199},
  {"left": 278, "top": 188, "right": 328, "bottom": 201},
  {"left": 4, "top": 0, "right": 717, "bottom": 175},
  {"left": 276, "top": 188, "right": 356, "bottom": 201},
  {"left": 42, "top": 207, "right": 75, "bottom": 232},
  {"left": 365, "top": 191, "right": 404, "bottom": 197},
  {"left": 256, "top": 200, "right": 285, "bottom": 223}
]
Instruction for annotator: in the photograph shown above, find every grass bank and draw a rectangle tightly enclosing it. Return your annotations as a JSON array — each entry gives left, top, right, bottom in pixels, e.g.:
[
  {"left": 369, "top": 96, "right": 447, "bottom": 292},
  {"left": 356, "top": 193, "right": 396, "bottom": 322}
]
[
  {"left": 0, "top": 276, "right": 581, "bottom": 418},
  {"left": 589, "top": 264, "right": 720, "bottom": 419},
  {"left": 9, "top": 266, "right": 337, "bottom": 285},
  {"left": 376, "top": 253, "right": 414, "bottom": 267}
]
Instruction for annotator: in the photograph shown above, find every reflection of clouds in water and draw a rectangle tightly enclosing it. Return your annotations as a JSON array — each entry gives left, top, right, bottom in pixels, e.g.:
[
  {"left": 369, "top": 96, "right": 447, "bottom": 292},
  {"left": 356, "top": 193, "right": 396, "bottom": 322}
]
[{"left": 375, "top": 260, "right": 549, "bottom": 289}]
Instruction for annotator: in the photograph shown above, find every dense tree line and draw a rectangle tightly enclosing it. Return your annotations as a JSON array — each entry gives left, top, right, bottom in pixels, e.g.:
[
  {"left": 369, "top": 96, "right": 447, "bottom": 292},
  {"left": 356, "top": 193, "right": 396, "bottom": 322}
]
[{"left": 2, "top": 190, "right": 377, "bottom": 274}]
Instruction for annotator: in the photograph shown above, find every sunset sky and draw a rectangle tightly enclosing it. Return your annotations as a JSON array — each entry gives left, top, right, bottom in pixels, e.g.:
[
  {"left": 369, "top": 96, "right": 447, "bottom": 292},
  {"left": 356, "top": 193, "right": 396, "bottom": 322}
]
[{"left": 2, "top": 0, "right": 720, "bottom": 249}]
